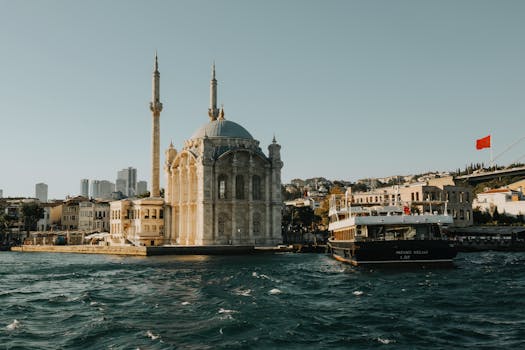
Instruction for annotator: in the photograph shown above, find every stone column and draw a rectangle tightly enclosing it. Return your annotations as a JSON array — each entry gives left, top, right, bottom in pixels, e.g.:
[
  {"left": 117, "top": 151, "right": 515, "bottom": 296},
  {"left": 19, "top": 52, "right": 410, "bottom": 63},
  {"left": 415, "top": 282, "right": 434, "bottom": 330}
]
[
  {"left": 231, "top": 153, "right": 238, "bottom": 245},
  {"left": 265, "top": 164, "right": 271, "bottom": 243},
  {"left": 248, "top": 154, "right": 255, "bottom": 244}
]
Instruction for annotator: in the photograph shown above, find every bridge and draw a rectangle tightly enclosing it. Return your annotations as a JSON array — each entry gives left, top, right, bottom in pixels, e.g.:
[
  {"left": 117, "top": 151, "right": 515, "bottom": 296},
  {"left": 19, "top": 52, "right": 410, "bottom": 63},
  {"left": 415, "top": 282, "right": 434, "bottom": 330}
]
[{"left": 455, "top": 166, "right": 525, "bottom": 185}]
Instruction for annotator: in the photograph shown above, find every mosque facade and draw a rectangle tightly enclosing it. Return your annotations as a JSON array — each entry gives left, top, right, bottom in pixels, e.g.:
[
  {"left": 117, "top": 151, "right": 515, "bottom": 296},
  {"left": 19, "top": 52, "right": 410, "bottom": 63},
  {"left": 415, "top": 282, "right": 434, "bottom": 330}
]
[
  {"left": 109, "top": 57, "right": 283, "bottom": 247},
  {"left": 164, "top": 65, "right": 283, "bottom": 246}
]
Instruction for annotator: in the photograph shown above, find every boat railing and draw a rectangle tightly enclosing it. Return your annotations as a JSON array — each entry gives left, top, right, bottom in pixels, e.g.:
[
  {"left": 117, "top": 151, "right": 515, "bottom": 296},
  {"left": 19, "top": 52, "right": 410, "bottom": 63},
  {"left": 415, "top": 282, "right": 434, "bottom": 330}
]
[{"left": 329, "top": 194, "right": 451, "bottom": 220}]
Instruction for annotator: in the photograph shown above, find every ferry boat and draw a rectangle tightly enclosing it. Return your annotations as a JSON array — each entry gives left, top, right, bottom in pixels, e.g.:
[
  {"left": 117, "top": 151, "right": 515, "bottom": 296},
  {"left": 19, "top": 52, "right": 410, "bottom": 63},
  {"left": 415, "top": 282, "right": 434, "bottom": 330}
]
[{"left": 327, "top": 190, "right": 457, "bottom": 266}]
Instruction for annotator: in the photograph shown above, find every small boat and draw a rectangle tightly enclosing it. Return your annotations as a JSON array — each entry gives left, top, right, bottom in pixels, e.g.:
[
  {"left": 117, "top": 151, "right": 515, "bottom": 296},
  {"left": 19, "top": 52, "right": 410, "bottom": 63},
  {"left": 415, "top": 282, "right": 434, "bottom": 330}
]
[{"left": 327, "top": 190, "right": 457, "bottom": 266}]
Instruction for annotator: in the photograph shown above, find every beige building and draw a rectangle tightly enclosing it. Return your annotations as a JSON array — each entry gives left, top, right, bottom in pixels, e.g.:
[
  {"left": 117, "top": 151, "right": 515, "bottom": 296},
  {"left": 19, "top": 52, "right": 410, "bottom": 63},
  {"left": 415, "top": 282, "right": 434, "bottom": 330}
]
[
  {"left": 61, "top": 196, "right": 89, "bottom": 230},
  {"left": 79, "top": 200, "right": 110, "bottom": 232},
  {"left": 109, "top": 197, "right": 165, "bottom": 246},
  {"left": 350, "top": 177, "right": 473, "bottom": 227}
]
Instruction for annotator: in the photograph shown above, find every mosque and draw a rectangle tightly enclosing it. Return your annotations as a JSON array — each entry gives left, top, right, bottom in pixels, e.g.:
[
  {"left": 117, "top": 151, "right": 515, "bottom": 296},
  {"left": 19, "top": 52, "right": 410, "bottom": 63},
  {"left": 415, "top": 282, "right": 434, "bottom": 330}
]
[{"left": 109, "top": 56, "right": 283, "bottom": 247}]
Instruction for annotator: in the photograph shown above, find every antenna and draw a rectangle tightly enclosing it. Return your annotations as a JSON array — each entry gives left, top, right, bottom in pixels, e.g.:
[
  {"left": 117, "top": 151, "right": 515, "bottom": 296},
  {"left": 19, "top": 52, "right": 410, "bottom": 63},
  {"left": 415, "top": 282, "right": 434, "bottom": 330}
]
[{"left": 493, "top": 135, "right": 525, "bottom": 163}]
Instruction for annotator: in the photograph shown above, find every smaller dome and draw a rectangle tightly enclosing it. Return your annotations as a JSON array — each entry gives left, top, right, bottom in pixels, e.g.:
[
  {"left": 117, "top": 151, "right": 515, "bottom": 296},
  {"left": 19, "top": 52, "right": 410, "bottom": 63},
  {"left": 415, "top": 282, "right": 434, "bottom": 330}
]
[{"left": 191, "top": 119, "right": 253, "bottom": 140}]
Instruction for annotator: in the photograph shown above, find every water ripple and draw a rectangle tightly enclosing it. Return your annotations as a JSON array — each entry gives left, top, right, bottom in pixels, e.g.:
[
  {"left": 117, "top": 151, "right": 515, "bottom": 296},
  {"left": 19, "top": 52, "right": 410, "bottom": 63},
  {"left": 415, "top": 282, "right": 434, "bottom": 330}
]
[{"left": 1, "top": 251, "right": 525, "bottom": 349}]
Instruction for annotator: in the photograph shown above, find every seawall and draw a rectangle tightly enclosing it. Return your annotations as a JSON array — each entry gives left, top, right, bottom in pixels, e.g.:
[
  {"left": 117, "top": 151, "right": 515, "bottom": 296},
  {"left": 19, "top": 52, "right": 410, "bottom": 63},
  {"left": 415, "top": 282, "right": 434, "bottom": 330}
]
[
  {"left": 10, "top": 245, "right": 260, "bottom": 256},
  {"left": 11, "top": 245, "right": 147, "bottom": 256}
]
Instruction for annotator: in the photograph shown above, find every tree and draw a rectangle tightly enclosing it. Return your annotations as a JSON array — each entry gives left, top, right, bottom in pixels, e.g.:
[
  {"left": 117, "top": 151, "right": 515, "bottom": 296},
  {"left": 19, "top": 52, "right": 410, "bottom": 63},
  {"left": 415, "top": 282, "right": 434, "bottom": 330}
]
[
  {"left": 136, "top": 188, "right": 165, "bottom": 199},
  {"left": 21, "top": 202, "right": 44, "bottom": 236}
]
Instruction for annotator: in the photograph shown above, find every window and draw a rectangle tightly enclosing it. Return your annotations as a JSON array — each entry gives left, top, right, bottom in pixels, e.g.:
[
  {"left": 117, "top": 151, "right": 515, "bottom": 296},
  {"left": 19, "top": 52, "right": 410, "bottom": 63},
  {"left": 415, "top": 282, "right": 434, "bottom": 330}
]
[
  {"left": 218, "top": 216, "right": 225, "bottom": 235},
  {"left": 253, "top": 213, "right": 261, "bottom": 235},
  {"left": 252, "top": 175, "right": 262, "bottom": 200},
  {"left": 218, "top": 175, "right": 227, "bottom": 199},
  {"left": 236, "top": 175, "right": 244, "bottom": 199},
  {"left": 160, "top": 209, "right": 164, "bottom": 219}
]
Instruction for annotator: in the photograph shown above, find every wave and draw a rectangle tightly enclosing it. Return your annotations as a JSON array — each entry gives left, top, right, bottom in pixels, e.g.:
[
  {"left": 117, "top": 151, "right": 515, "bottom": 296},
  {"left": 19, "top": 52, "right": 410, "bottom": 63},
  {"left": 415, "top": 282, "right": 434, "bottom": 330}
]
[{"left": 6, "top": 319, "right": 20, "bottom": 331}]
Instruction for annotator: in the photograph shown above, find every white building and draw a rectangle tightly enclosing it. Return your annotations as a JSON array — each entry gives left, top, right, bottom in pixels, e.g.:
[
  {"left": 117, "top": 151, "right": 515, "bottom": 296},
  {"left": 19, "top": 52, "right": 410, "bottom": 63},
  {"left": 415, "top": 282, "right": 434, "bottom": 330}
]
[
  {"left": 164, "top": 65, "right": 283, "bottom": 246},
  {"left": 474, "top": 188, "right": 525, "bottom": 217},
  {"left": 35, "top": 183, "right": 48, "bottom": 203},
  {"left": 284, "top": 198, "right": 319, "bottom": 210}
]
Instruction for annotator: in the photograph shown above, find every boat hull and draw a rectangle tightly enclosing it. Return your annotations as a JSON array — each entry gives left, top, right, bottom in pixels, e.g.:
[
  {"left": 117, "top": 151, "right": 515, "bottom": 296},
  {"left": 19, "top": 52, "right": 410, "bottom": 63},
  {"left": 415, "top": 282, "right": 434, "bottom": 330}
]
[{"left": 328, "top": 239, "right": 457, "bottom": 266}]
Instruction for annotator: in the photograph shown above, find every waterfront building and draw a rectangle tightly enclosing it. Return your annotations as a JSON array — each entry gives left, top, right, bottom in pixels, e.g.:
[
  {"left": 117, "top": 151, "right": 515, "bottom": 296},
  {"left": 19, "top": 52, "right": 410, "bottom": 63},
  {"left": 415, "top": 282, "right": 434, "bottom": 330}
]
[
  {"left": 61, "top": 196, "right": 88, "bottom": 230},
  {"left": 136, "top": 181, "right": 148, "bottom": 196},
  {"left": 49, "top": 202, "right": 63, "bottom": 229},
  {"left": 79, "top": 200, "right": 110, "bottom": 232},
  {"left": 164, "top": 65, "right": 283, "bottom": 246},
  {"left": 350, "top": 176, "right": 473, "bottom": 227},
  {"left": 109, "top": 197, "right": 165, "bottom": 245},
  {"left": 80, "top": 179, "right": 89, "bottom": 197},
  {"left": 474, "top": 188, "right": 525, "bottom": 218},
  {"left": 35, "top": 183, "right": 48, "bottom": 203},
  {"left": 36, "top": 202, "right": 62, "bottom": 231},
  {"left": 0, "top": 197, "right": 41, "bottom": 236}
]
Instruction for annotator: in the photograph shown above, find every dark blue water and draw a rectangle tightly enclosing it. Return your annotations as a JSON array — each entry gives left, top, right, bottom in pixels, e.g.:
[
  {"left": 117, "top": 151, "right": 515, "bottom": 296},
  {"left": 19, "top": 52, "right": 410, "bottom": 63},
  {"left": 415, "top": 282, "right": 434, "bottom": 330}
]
[{"left": 1, "top": 251, "right": 524, "bottom": 349}]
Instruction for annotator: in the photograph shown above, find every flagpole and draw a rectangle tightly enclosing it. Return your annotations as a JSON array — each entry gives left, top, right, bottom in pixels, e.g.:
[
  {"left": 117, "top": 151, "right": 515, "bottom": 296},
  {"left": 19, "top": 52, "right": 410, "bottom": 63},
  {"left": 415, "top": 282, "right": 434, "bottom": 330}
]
[{"left": 490, "top": 133, "right": 494, "bottom": 170}]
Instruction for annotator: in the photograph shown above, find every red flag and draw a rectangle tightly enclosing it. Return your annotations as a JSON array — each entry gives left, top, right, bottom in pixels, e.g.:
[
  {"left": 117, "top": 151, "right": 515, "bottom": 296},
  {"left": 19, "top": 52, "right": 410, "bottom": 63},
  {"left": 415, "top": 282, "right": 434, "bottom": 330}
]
[{"left": 476, "top": 135, "right": 491, "bottom": 150}]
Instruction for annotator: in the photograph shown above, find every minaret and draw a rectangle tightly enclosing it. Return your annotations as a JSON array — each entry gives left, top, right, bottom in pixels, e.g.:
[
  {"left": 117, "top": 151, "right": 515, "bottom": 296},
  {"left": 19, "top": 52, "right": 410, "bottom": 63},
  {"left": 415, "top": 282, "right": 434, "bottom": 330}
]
[
  {"left": 208, "top": 63, "right": 219, "bottom": 121},
  {"left": 149, "top": 52, "right": 163, "bottom": 198}
]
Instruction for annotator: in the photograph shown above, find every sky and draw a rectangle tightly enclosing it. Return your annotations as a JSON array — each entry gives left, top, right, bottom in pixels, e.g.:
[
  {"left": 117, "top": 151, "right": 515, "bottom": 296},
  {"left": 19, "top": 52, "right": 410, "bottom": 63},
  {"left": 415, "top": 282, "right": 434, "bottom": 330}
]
[{"left": 0, "top": 0, "right": 524, "bottom": 199}]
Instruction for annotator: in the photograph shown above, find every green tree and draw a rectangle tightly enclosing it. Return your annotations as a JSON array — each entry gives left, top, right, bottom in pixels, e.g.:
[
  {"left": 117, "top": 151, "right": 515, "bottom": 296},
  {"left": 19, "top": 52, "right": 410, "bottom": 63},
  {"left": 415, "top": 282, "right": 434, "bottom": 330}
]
[{"left": 21, "top": 202, "right": 44, "bottom": 235}]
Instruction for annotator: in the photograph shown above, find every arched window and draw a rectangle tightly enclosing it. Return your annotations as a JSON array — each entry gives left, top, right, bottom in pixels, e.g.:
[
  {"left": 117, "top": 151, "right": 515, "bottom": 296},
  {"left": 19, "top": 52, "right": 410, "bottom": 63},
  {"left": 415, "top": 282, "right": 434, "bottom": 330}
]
[
  {"left": 252, "top": 175, "right": 262, "bottom": 200},
  {"left": 235, "top": 175, "right": 244, "bottom": 200},
  {"left": 218, "top": 174, "right": 227, "bottom": 199}
]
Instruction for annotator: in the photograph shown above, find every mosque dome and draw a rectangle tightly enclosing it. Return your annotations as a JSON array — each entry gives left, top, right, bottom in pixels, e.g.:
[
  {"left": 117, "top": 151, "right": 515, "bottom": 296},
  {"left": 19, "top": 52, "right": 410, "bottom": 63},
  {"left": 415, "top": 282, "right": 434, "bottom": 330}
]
[{"left": 191, "top": 119, "right": 254, "bottom": 140}]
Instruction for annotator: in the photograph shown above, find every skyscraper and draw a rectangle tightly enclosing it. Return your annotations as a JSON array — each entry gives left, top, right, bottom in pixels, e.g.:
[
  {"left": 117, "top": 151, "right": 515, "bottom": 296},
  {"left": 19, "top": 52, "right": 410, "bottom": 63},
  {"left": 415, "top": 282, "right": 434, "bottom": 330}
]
[
  {"left": 80, "top": 179, "right": 89, "bottom": 197},
  {"left": 117, "top": 167, "right": 137, "bottom": 197},
  {"left": 35, "top": 183, "right": 48, "bottom": 202},
  {"left": 91, "top": 180, "right": 100, "bottom": 199},
  {"left": 136, "top": 181, "right": 148, "bottom": 196},
  {"left": 98, "top": 180, "right": 115, "bottom": 198}
]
